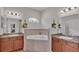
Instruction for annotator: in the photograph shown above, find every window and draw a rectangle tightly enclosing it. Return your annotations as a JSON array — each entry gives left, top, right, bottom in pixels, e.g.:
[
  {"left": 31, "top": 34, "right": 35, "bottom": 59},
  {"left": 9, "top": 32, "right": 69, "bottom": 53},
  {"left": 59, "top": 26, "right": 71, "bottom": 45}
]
[{"left": 28, "top": 17, "right": 39, "bottom": 23}]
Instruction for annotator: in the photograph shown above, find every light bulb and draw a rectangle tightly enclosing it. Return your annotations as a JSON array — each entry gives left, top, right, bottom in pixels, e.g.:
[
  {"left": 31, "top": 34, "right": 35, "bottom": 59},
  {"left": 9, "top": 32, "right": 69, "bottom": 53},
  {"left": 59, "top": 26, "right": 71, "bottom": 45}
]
[
  {"left": 8, "top": 12, "right": 11, "bottom": 14},
  {"left": 60, "top": 10, "right": 64, "bottom": 13},
  {"left": 65, "top": 8, "right": 69, "bottom": 12}
]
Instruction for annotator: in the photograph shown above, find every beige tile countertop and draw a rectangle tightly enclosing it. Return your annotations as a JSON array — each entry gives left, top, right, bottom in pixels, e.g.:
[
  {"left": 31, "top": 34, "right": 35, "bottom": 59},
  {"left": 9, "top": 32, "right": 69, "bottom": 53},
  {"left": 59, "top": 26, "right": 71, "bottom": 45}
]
[
  {"left": 52, "top": 34, "right": 79, "bottom": 44},
  {"left": 0, "top": 33, "right": 24, "bottom": 38}
]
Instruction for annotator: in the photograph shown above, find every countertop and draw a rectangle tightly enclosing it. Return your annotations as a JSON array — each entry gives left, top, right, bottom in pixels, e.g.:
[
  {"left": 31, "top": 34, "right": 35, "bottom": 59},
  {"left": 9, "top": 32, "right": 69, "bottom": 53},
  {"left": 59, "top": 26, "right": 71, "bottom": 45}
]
[
  {"left": 0, "top": 33, "right": 24, "bottom": 38},
  {"left": 52, "top": 34, "right": 79, "bottom": 44}
]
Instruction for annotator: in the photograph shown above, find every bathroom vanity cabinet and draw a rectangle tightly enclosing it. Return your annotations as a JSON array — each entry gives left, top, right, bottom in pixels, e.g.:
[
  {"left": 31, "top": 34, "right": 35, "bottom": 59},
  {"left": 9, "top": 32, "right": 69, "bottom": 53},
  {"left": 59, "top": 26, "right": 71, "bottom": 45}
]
[
  {"left": 0, "top": 37, "right": 13, "bottom": 52},
  {"left": 52, "top": 36, "right": 79, "bottom": 52},
  {"left": 0, "top": 34, "right": 24, "bottom": 52},
  {"left": 62, "top": 40, "right": 79, "bottom": 52},
  {"left": 52, "top": 37, "right": 63, "bottom": 52}
]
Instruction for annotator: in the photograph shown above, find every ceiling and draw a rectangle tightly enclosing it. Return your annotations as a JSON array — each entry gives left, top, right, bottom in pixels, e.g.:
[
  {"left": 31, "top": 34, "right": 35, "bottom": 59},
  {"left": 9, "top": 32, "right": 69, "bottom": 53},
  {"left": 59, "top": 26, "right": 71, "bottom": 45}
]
[{"left": 30, "top": 7, "right": 48, "bottom": 11}]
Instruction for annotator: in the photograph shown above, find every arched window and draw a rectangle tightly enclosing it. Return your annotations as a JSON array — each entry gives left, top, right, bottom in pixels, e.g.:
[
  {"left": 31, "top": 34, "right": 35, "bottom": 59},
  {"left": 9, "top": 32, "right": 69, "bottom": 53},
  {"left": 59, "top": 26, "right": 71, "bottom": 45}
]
[{"left": 28, "top": 17, "right": 39, "bottom": 23}]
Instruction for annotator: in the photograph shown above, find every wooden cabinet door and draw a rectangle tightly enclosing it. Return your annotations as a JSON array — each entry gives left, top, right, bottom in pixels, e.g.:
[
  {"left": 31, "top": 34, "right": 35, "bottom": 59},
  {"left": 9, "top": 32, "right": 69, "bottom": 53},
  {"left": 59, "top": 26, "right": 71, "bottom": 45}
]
[
  {"left": 0, "top": 38, "right": 13, "bottom": 52},
  {"left": 13, "top": 36, "right": 23, "bottom": 51},
  {"left": 0, "top": 35, "right": 24, "bottom": 52},
  {"left": 17, "top": 36, "right": 24, "bottom": 49},
  {"left": 62, "top": 40, "right": 79, "bottom": 52},
  {"left": 13, "top": 37, "right": 20, "bottom": 50},
  {"left": 52, "top": 37, "right": 62, "bottom": 52}
]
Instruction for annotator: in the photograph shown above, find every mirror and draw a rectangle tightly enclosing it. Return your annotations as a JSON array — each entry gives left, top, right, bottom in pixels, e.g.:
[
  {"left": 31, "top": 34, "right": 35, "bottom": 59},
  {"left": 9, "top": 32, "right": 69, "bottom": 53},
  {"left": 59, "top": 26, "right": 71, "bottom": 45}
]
[
  {"left": 1, "top": 17, "right": 21, "bottom": 34},
  {"left": 7, "top": 18, "right": 21, "bottom": 33}
]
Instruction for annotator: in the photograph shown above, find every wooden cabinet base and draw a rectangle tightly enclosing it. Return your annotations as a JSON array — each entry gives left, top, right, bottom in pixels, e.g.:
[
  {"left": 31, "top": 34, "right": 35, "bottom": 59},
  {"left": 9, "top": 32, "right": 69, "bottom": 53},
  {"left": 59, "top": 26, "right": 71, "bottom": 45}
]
[
  {"left": 0, "top": 36, "right": 24, "bottom": 52},
  {"left": 11, "top": 48, "right": 23, "bottom": 52},
  {"left": 52, "top": 37, "right": 63, "bottom": 52},
  {"left": 52, "top": 36, "right": 79, "bottom": 52},
  {"left": 62, "top": 40, "right": 79, "bottom": 52},
  {"left": 0, "top": 38, "right": 13, "bottom": 52}
]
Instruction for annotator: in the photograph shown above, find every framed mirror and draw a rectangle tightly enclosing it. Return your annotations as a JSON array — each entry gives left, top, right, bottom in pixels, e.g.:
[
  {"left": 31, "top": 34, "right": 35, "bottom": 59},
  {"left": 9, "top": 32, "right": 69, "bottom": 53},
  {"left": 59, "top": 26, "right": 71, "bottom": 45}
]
[{"left": 7, "top": 18, "right": 21, "bottom": 33}]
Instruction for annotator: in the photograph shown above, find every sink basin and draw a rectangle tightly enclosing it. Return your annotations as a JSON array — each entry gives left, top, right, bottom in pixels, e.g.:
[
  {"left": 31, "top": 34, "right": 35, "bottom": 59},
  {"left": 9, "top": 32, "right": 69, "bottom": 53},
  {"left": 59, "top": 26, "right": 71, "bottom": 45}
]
[{"left": 58, "top": 36, "right": 72, "bottom": 40}]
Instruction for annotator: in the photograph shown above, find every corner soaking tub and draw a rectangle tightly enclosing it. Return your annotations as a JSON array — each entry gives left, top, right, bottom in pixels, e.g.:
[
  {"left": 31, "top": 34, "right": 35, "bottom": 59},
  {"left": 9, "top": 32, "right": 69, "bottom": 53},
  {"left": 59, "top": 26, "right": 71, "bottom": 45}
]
[{"left": 24, "top": 28, "right": 51, "bottom": 52}]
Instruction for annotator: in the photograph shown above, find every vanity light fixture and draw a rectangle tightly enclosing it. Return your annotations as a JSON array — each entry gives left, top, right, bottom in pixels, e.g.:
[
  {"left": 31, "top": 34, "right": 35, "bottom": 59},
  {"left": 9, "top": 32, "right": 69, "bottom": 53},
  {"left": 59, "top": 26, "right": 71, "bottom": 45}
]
[
  {"left": 60, "top": 7, "right": 77, "bottom": 14},
  {"left": 70, "top": 7, "right": 77, "bottom": 10},
  {"left": 7, "top": 11, "right": 21, "bottom": 16}
]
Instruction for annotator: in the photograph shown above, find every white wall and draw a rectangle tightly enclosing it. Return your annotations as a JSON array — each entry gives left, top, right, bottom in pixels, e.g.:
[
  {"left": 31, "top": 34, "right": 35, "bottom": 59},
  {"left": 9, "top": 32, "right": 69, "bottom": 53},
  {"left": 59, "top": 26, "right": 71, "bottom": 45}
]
[
  {"left": 41, "top": 7, "right": 79, "bottom": 36},
  {"left": 61, "top": 14, "right": 79, "bottom": 36},
  {"left": 41, "top": 7, "right": 62, "bottom": 34},
  {"left": 0, "top": 7, "right": 41, "bottom": 33},
  {"left": 1, "top": 7, "right": 79, "bottom": 36},
  {"left": 40, "top": 7, "right": 62, "bottom": 51}
]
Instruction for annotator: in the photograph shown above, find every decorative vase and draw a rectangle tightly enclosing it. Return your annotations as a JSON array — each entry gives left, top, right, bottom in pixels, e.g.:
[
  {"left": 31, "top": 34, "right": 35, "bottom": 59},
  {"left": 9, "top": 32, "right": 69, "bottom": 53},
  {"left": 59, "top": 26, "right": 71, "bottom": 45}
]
[
  {"left": 52, "top": 19, "right": 56, "bottom": 28},
  {"left": 58, "top": 24, "right": 61, "bottom": 28},
  {"left": 22, "top": 23, "right": 27, "bottom": 28}
]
